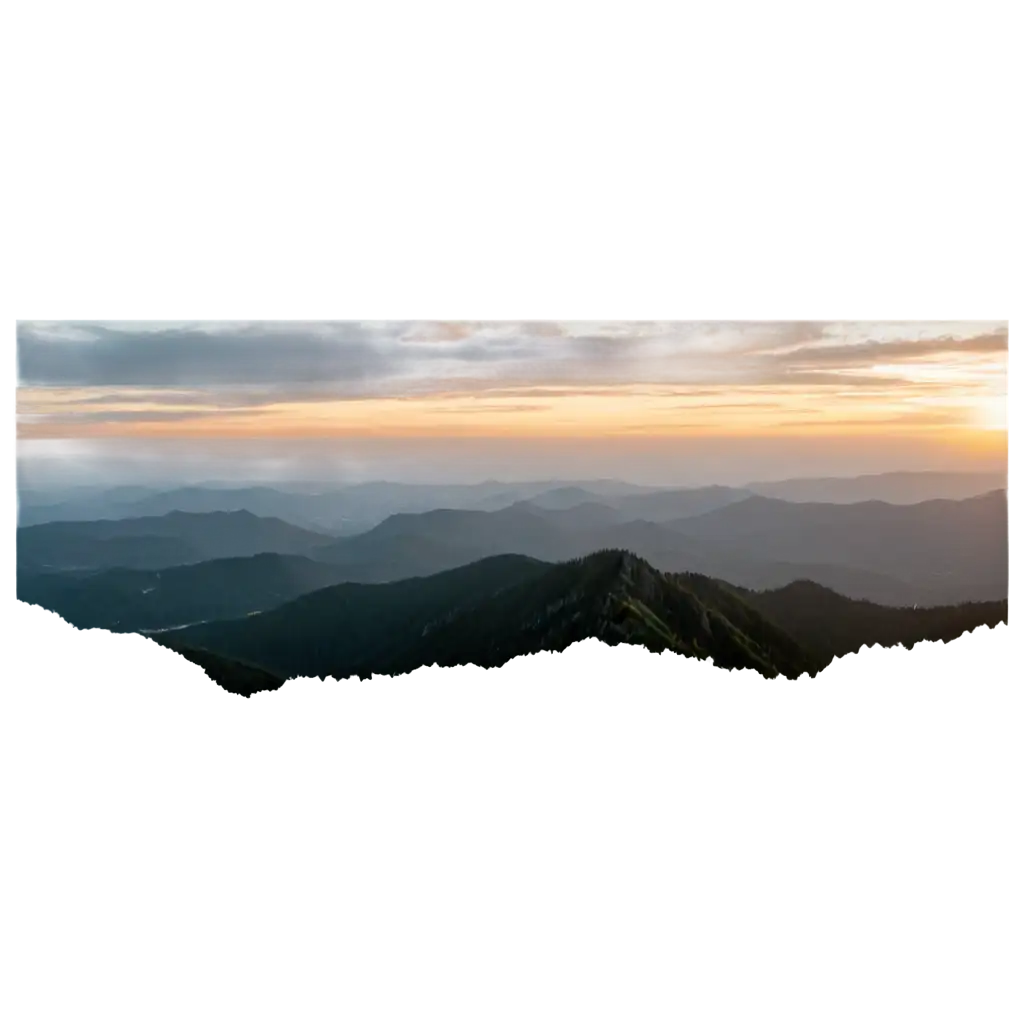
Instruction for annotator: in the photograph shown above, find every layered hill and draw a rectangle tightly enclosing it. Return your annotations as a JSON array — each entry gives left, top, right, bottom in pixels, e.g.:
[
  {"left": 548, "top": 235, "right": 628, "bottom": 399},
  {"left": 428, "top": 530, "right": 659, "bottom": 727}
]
[
  {"left": 662, "top": 490, "right": 1008, "bottom": 604},
  {"left": 162, "top": 553, "right": 553, "bottom": 683},
  {"left": 17, "top": 552, "right": 357, "bottom": 633},
  {"left": 306, "top": 491, "right": 1007, "bottom": 606},
  {"left": 16, "top": 478, "right": 660, "bottom": 531},
  {"left": 744, "top": 470, "right": 1007, "bottom": 505},
  {"left": 728, "top": 578, "right": 1008, "bottom": 666},
  {"left": 17, "top": 510, "right": 335, "bottom": 573},
  {"left": 160, "top": 551, "right": 820, "bottom": 687}
]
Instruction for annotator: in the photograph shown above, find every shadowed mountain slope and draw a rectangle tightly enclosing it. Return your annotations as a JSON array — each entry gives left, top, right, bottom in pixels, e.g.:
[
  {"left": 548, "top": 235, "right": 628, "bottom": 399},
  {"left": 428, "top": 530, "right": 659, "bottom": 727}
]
[
  {"left": 17, "top": 510, "right": 335, "bottom": 573},
  {"left": 161, "top": 551, "right": 821, "bottom": 686},
  {"left": 17, "top": 552, "right": 358, "bottom": 633}
]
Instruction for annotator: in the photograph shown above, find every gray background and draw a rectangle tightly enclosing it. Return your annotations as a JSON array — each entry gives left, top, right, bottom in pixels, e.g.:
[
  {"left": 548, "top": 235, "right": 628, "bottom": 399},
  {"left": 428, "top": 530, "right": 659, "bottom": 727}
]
[{"left": 0, "top": 12, "right": 1019, "bottom": 1024}]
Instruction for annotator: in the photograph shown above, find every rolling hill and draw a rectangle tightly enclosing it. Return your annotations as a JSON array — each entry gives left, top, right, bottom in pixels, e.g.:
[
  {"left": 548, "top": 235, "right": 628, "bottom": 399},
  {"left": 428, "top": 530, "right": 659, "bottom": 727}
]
[
  {"left": 16, "top": 478, "right": 662, "bottom": 531},
  {"left": 663, "top": 490, "right": 1008, "bottom": 603},
  {"left": 305, "top": 490, "right": 1008, "bottom": 606},
  {"left": 156, "top": 550, "right": 1007, "bottom": 693},
  {"left": 17, "top": 552, "right": 358, "bottom": 633},
  {"left": 312, "top": 505, "right": 574, "bottom": 578},
  {"left": 17, "top": 533, "right": 204, "bottom": 574},
  {"left": 16, "top": 485, "right": 325, "bottom": 529},
  {"left": 728, "top": 578, "right": 1008, "bottom": 667},
  {"left": 161, "top": 550, "right": 819, "bottom": 685},
  {"left": 603, "top": 485, "right": 753, "bottom": 521},
  {"left": 744, "top": 470, "right": 1007, "bottom": 505},
  {"left": 17, "top": 510, "right": 335, "bottom": 573},
  {"left": 15, "top": 485, "right": 1009, "bottom": 629},
  {"left": 162, "top": 553, "right": 556, "bottom": 683},
  {"left": 525, "top": 484, "right": 751, "bottom": 520}
]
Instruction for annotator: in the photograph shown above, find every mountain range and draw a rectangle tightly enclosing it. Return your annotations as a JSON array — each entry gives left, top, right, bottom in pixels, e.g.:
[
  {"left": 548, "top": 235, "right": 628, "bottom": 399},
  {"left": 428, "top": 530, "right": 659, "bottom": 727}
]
[
  {"left": 17, "top": 552, "right": 355, "bottom": 633},
  {"left": 15, "top": 472, "right": 1009, "bottom": 694},
  {"left": 17, "top": 470, "right": 1006, "bottom": 531},
  {"left": 17, "top": 488, "right": 1008, "bottom": 608},
  {"left": 17, "top": 510, "right": 334, "bottom": 573},
  {"left": 153, "top": 549, "right": 1007, "bottom": 694},
  {"left": 15, "top": 478, "right": 661, "bottom": 532},
  {"left": 310, "top": 489, "right": 1008, "bottom": 606},
  {"left": 158, "top": 551, "right": 818, "bottom": 685}
]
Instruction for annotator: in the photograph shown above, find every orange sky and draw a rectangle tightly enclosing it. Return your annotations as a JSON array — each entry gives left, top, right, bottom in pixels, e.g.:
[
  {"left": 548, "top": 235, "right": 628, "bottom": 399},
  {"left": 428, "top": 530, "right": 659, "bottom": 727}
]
[{"left": 16, "top": 321, "right": 1008, "bottom": 460}]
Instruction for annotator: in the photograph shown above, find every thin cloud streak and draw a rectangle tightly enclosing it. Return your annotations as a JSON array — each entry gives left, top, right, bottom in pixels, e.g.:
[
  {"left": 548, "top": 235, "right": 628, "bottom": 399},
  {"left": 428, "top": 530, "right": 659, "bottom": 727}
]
[{"left": 15, "top": 320, "right": 1008, "bottom": 442}]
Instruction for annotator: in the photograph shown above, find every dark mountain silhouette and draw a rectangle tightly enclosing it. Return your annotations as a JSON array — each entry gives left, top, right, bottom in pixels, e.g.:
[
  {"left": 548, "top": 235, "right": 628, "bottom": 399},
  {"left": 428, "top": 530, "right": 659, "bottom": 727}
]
[
  {"left": 728, "top": 578, "right": 1008, "bottom": 668},
  {"left": 162, "top": 550, "right": 818, "bottom": 686},
  {"left": 163, "top": 614, "right": 1019, "bottom": 704},
  {"left": 17, "top": 553, "right": 357, "bottom": 633},
  {"left": 18, "top": 533, "right": 204, "bottom": 573},
  {"left": 163, "top": 554, "right": 556, "bottom": 683},
  {"left": 815, "top": 614, "right": 1024, "bottom": 688},
  {"left": 123, "top": 548, "right": 1011, "bottom": 700},
  {"left": 17, "top": 529, "right": 951, "bottom": 655},
  {"left": 17, "top": 510, "right": 335, "bottom": 573},
  {"left": 383, "top": 550, "right": 817, "bottom": 681}
]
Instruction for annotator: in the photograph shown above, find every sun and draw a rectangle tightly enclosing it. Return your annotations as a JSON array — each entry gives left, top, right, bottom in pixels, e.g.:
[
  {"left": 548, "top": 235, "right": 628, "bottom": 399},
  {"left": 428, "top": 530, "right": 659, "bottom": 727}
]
[{"left": 971, "top": 395, "right": 1007, "bottom": 431}]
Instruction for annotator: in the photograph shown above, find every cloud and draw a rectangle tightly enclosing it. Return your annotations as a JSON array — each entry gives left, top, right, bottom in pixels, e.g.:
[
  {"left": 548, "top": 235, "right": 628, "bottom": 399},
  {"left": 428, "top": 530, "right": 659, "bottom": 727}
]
[
  {"left": 16, "top": 321, "right": 1008, "bottom": 444},
  {"left": 26, "top": 409, "right": 216, "bottom": 425},
  {"left": 16, "top": 322, "right": 398, "bottom": 388},
  {"left": 760, "top": 328, "right": 1008, "bottom": 371},
  {"left": 765, "top": 411, "right": 967, "bottom": 430},
  {"left": 399, "top": 322, "right": 480, "bottom": 343}
]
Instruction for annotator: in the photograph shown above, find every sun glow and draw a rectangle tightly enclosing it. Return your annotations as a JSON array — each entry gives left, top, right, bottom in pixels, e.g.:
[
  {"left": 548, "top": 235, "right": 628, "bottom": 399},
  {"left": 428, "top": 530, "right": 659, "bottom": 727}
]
[
  {"left": 971, "top": 395, "right": 1008, "bottom": 432},
  {"left": 15, "top": 322, "right": 1008, "bottom": 455}
]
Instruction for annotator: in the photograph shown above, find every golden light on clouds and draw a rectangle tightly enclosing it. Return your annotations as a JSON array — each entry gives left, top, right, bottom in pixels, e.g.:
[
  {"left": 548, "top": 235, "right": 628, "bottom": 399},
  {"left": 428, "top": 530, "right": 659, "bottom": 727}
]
[
  {"left": 970, "top": 395, "right": 1008, "bottom": 432},
  {"left": 15, "top": 321, "right": 1008, "bottom": 455}
]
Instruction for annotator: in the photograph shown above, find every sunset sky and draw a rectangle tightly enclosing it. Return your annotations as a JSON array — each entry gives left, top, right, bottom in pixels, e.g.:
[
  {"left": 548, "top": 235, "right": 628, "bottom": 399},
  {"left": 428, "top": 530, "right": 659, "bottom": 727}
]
[{"left": 16, "top": 321, "right": 1008, "bottom": 486}]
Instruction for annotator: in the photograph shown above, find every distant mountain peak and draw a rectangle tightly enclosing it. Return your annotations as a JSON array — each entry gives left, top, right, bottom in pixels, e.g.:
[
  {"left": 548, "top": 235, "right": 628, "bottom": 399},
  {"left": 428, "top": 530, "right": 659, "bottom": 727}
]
[{"left": 159, "top": 507, "right": 259, "bottom": 521}]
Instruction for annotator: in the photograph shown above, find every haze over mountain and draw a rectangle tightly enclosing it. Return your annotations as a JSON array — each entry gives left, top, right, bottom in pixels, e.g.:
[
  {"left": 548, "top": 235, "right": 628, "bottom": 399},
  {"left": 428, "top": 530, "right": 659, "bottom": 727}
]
[
  {"left": 308, "top": 490, "right": 1008, "bottom": 606},
  {"left": 16, "top": 477, "right": 659, "bottom": 531},
  {"left": 17, "top": 470, "right": 1004, "bottom": 531},
  {"left": 662, "top": 490, "right": 1008, "bottom": 603},
  {"left": 17, "top": 510, "right": 334, "bottom": 573},
  {"left": 16, "top": 482, "right": 1008, "bottom": 609},
  {"left": 17, "top": 553, "right": 357, "bottom": 633},
  {"left": 744, "top": 470, "right": 1007, "bottom": 505},
  {"left": 527, "top": 484, "right": 753, "bottom": 521}
]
